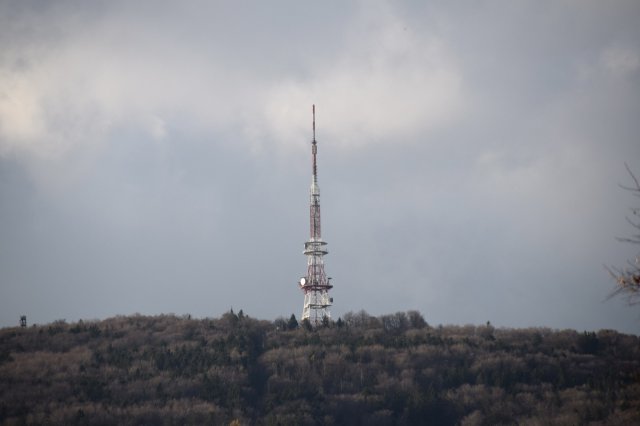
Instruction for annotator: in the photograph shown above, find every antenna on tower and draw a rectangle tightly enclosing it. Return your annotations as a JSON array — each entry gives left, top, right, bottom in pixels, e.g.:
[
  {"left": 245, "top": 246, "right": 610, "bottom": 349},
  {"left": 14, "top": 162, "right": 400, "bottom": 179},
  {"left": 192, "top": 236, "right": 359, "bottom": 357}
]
[{"left": 312, "top": 104, "right": 318, "bottom": 179}]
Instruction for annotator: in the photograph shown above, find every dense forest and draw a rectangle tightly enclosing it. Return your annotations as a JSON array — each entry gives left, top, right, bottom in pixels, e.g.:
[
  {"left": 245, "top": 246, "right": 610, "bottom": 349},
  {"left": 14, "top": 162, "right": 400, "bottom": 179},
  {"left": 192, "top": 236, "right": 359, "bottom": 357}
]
[{"left": 0, "top": 311, "right": 639, "bottom": 425}]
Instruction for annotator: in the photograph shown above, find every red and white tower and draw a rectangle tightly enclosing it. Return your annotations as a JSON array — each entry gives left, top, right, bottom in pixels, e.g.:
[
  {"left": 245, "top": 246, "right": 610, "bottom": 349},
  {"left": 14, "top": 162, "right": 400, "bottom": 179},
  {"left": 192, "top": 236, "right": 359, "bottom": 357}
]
[{"left": 299, "top": 105, "right": 333, "bottom": 325}]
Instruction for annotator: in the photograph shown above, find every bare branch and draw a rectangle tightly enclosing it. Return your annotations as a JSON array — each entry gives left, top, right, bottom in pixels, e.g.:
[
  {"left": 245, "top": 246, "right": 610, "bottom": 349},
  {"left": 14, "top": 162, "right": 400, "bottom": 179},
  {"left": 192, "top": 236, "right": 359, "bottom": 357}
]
[
  {"left": 616, "top": 238, "right": 640, "bottom": 245},
  {"left": 623, "top": 163, "right": 640, "bottom": 190},
  {"left": 608, "top": 164, "right": 640, "bottom": 307}
]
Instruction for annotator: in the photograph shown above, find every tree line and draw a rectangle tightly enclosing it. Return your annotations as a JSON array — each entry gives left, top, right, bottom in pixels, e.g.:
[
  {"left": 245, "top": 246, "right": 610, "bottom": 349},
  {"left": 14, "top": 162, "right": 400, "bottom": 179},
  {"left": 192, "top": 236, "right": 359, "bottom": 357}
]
[{"left": 0, "top": 310, "right": 639, "bottom": 425}]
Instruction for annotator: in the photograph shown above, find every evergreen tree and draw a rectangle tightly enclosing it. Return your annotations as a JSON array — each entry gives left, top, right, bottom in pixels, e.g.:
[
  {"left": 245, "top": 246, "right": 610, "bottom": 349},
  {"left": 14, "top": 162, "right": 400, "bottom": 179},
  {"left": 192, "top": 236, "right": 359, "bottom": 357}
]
[{"left": 288, "top": 314, "right": 298, "bottom": 329}]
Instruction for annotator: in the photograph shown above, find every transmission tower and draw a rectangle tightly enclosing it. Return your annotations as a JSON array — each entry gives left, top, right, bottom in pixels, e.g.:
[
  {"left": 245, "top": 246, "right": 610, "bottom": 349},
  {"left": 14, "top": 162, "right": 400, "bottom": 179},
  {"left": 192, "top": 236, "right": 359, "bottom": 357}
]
[{"left": 299, "top": 105, "right": 333, "bottom": 325}]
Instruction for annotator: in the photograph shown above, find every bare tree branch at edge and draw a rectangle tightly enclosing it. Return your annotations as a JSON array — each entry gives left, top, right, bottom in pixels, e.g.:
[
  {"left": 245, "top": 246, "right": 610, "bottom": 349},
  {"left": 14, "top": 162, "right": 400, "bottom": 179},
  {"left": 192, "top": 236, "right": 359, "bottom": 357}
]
[{"left": 606, "top": 163, "right": 640, "bottom": 305}]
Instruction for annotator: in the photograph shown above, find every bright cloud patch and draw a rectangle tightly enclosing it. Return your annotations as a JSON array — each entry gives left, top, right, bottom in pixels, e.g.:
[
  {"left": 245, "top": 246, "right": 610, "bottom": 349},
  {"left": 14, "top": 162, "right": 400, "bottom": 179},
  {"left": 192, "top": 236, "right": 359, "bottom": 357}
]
[{"left": 264, "top": 17, "right": 462, "bottom": 152}]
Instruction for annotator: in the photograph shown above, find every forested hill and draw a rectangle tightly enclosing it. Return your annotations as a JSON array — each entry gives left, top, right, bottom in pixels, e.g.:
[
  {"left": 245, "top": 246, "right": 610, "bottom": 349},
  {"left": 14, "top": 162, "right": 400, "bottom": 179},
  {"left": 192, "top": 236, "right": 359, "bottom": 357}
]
[{"left": 1, "top": 311, "right": 639, "bottom": 425}]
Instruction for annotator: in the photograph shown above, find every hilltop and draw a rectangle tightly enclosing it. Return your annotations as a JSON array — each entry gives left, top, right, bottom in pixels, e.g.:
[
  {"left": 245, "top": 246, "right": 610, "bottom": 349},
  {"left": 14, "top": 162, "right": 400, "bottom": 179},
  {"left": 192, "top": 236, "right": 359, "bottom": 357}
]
[{"left": 1, "top": 311, "right": 639, "bottom": 425}]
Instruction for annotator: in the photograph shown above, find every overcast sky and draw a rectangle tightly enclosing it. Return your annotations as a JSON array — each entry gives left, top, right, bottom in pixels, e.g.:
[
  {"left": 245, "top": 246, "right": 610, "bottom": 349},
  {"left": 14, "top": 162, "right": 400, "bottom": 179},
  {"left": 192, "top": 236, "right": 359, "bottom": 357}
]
[{"left": 1, "top": 1, "right": 639, "bottom": 333}]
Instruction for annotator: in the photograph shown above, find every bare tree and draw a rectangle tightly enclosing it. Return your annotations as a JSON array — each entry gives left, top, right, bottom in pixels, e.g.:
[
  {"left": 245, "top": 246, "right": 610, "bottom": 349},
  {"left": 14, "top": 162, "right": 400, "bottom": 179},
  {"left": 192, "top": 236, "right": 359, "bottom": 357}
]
[{"left": 606, "top": 163, "right": 640, "bottom": 305}]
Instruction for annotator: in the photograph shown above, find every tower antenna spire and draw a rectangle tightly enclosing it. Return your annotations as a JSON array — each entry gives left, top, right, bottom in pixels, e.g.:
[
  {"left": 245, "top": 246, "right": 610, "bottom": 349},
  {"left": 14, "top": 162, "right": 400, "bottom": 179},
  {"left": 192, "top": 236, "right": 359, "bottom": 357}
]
[
  {"left": 298, "top": 104, "right": 333, "bottom": 326},
  {"left": 312, "top": 104, "right": 317, "bottom": 179}
]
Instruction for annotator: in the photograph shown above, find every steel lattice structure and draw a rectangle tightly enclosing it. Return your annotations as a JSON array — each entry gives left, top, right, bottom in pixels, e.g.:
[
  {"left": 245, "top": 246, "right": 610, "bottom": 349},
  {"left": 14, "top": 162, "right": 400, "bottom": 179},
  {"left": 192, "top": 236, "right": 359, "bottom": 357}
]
[{"left": 299, "top": 105, "right": 333, "bottom": 325}]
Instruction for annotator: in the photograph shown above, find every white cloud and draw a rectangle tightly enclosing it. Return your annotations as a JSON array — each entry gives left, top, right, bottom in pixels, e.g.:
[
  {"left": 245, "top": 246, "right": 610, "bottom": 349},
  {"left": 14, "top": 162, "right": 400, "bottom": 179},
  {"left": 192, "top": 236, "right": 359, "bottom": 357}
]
[
  {"left": 145, "top": 115, "right": 167, "bottom": 142},
  {"left": 0, "top": 45, "right": 114, "bottom": 162},
  {"left": 0, "top": 22, "right": 251, "bottom": 173},
  {"left": 262, "top": 8, "right": 462, "bottom": 153},
  {"left": 601, "top": 45, "right": 640, "bottom": 77},
  {"left": 0, "top": 1, "right": 463, "bottom": 181},
  {"left": 0, "top": 71, "right": 46, "bottom": 150}
]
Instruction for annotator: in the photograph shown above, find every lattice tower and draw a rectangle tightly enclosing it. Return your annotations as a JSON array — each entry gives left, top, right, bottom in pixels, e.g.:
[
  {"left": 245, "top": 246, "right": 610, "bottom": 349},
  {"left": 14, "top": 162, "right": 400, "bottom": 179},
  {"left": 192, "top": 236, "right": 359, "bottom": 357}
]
[{"left": 298, "top": 105, "right": 333, "bottom": 325}]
